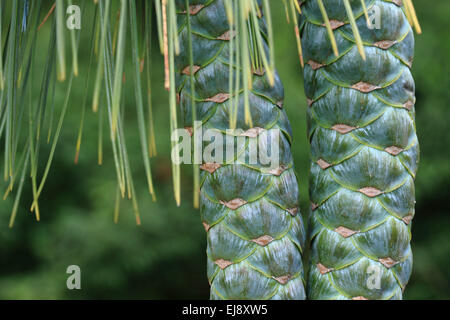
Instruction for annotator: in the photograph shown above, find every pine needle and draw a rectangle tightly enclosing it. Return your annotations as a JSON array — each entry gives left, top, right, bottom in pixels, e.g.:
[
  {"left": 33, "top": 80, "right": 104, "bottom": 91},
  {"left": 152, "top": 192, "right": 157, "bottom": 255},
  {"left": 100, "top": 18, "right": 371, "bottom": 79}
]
[
  {"left": 114, "top": 185, "right": 120, "bottom": 223},
  {"left": 112, "top": 10, "right": 121, "bottom": 57},
  {"left": 111, "top": 0, "right": 127, "bottom": 135},
  {"left": 98, "top": 96, "right": 104, "bottom": 165},
  {"left": 0, "top": 8, "right": 4, "bottom": 90},
  {"left": 145, "top": 2, "right": 157, "bottom": 158},
  {"left": 30, "top": 73, "right": 75, "bottom": 213},
  {"left": 129, "top": 0, "right": 156, "bottom": 200},
  {"left": 343, "top": 0, "right": 366, "bottom": 60},
  {"left": 317, "top": 0, "right": 339, "bottom": 57},
  {"left": 4, "top": 140, "right": 30, "bottom": 201},
  {"left": 290, "top": 0, "right": 304, "bottom": 67},
  {"left": 249, "top": 0, "right": 274, "bottom": 85},
  {"left": 282, "top": 0, "right": 290, "bottom": 24},
  {"left": 360, "top": 0, "right": 371, "bottom": 27},
  {"left": 67, "top": 0, "right": 79, "bottom": 76},
  {"left": 404, "top": 0, "right": 422, "bottom": 34},
  {"left": 262, "top": 0, "right": 275, "bottom": 76},
  {"left": 4, "top": 1, "right": 19, "bottom": 181},
  {"left": 293, "top": 0, "right": 302, "bottom": 14},
  {"left": 94, "top": 10, "right": 101, "bottom": 57},
  {"left": 224, "top": 0, "right": 234, "bottom": 24},
  {"left": 403, "top": 0, "right": 413, "bottom": 25},
  {"left": 239, "top": 0, "right": 253, "bottom": 127},
  {"left": 167, "top": 0, "right": 181, "bottom": 206},
  {"left": 75, "top": 5, "right": 98, "bottom": 164},
  {"left": 154, "top": 0, "right": 164, "bottom": 54},
  {"left": 170, "top": 2, "right": 180, "bottom": 55},
  {"left": 92, "top": 0, "right": 110, "bottom": 112},
  {"left": 101, "top": 6, "right": 127, "bottom": 198},
  {"left": 185, "top": 0, "right": 200, "bottom": 208},
  {"left": 162, "top": 0, "right": 170, "bottom": 90},
  {"left": 55, "top": 0, "right": 66, "bottom": 81},
  {"left": 228, "top": 1, "right": 237, "bottom": 129},
  {"left": 116, "top": 114, "right": 141, "bottom": 225},
  {"left": 232, "top": 1, "right": 241, "bottom": 130},
  {"left": 37, "top": 3, "right": 56, "bottom": 31},
  {"left": 9, "top": 147, "right": 30, "bottom": 228}
]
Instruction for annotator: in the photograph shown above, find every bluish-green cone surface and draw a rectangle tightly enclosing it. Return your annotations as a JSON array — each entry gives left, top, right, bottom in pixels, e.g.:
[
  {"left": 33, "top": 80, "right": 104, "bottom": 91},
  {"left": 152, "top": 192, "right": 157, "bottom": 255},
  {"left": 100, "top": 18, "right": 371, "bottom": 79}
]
[
  {"left": 175, "top": 0, "right": 306, "bottom": 299},
  {"left": 300, "top": 0, "right": 418, "bottom": 299}
]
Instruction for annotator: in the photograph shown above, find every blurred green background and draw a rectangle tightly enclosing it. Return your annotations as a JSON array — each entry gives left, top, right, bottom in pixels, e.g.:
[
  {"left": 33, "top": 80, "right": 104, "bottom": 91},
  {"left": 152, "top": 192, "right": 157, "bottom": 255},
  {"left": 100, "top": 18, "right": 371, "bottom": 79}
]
[{"left": 0, "top": 0, "right": 448, "bottom": 299}]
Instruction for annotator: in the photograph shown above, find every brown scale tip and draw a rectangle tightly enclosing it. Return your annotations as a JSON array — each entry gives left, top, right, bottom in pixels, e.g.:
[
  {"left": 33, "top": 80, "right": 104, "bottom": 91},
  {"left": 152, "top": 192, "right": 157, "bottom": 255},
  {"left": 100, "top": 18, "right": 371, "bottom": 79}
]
[
  {"left": 241, "top": 127, "right": 265, "bottom": 138},
  {"left": 215, "top": 259, "right": 233, "bottom": 270},
  {"left": 182, "top": 65, "right": 201, "bottom": 75},
  {"left": 307, "top": 60, "right": 325, "bottom": 70},
  {"left": 287, "top": 207, "right": 299, "bottom": 216},
  {"left": 359, "top": 187, "right": 383, "bottom": 198},
  {"left": 276, "top": 100, "right": 284, "bottom": 109},
  {"left": 220, "top": 198, "right": 247, "bottom": 210},
  {"left": 200, "top": 163, "right": 222, "bottom": 174},
  {"left": 202, "top": 222, "right": 211, "bottom": 232},
  {"left": 352, "top": 296, "right": 369, "bottom": 300},
  {"left": 184, "top": 126, "right": 193, "bottom": 136},
  {"left": 331, "top": 124, "right": 357, "bottom": 134},
  {"left": 182, "top": 4, "right": 204, "bottom": 15},
  {"left": 325, "top": 20, "right": 345, "bottom": 30},
  {"left": 402, "top": 214, "right": 413, "bottom": 225},
  {"left": 251, "top": 235, "right": 274, "bottom": 246},
  {"left": 335, "top": 226, "right": 358, "bottom": 238},
  {"left": 273, "top": 275, "right": 291, "bottom": 285},
  {"left": 317, "top": 263, "right": 333, "bottom": 275},
  {"left": 205, "top": 93, "right": 230, "bottom": 103},
  {"left": 403, "top": 100, "right": 414, "bottom": 110},
  {"left": 351, "top": 81, "right": 381, "bottom": 93},
  {"left": 252, "top": 68, "right": 265, "bottom": 76},
  {"left": 385, "top": 146, "right": 404, "bottom": 156},
  {"left": 379, "top": 257, "right": 398, "bottom": 268},
  {"left": 317, "top": 158, "right": 332, "bottom": 170},
  {"left": 267, "top": 165, "right": 287, "bottom": 176},
  {"left": 217, "top": 30, "right": 236, "bottom": 41},
  {"left": 374, "top": 40, "right": 397, "bottom": 50}
]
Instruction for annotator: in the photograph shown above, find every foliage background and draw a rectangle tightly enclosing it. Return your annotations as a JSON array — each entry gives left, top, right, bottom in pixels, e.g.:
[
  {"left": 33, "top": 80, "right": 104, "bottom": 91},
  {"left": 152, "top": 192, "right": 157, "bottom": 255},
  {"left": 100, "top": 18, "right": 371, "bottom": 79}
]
[{"left": 0, "top": 0, "right": 448, "bottom": 299}]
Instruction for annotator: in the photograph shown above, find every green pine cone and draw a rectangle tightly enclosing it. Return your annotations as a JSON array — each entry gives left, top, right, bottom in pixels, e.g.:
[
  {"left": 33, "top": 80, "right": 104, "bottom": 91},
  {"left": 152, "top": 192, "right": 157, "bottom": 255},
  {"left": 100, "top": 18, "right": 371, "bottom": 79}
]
[
  {"left": 176, "top": 0, "right": 306, "bottom": 299},
  {"left": 300, "top": 0, "right": 419, "bottom": 300}
]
